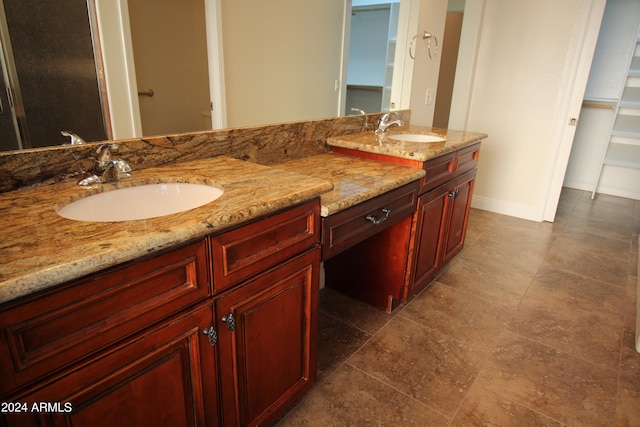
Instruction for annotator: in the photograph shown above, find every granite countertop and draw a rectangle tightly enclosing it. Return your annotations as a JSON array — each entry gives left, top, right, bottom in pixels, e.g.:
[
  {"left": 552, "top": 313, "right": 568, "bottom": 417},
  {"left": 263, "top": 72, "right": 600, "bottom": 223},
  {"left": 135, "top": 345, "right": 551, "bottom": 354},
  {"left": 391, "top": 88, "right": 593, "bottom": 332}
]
[
  {"left": 274, "top": 153, "right": 425, "bottom": 216},
  {"left": 327, "top": 125, "right": 487, "bottom": 162},
  {"left": 0, "top": 156, "right": 333, "bottom": 304},
  {"left": 0, "top": 126, "right": 486, "bottom": 305}
]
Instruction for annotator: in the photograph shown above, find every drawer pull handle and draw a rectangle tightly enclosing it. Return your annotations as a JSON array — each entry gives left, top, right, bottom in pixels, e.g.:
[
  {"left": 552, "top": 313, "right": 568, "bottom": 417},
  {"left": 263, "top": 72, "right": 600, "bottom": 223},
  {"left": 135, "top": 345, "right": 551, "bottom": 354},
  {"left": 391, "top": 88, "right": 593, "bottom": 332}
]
[{"left": 366, "top": 208, "right": 391, "bottom": 225}]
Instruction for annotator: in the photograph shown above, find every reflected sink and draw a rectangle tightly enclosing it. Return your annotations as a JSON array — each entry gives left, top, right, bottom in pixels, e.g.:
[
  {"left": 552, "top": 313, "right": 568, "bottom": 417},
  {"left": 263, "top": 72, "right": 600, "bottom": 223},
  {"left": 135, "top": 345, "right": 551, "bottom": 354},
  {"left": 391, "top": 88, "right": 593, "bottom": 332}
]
[
  {"left": 58, "top": 183, "right": 224, "bottom": 222},
  {"left": 388, "top": 134, "right": 445, "bottom": 143}
]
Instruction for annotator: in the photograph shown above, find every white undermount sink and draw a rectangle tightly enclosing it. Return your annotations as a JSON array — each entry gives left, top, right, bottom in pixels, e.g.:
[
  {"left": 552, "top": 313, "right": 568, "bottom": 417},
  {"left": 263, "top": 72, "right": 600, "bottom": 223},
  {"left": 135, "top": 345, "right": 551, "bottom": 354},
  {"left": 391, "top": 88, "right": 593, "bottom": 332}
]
[
  {"left": 388, "top": 134, "right": 445, "bottom": 143},
  {"left": 58, "top": 183, "right": 224, "bottom": 222}
]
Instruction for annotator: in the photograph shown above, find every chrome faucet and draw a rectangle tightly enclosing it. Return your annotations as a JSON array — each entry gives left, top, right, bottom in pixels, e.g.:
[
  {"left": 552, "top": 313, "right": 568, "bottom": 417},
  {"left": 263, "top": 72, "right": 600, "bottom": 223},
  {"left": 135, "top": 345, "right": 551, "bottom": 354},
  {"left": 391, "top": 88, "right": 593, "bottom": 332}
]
[
  {"left": 375, "top": 112, "right": 404, "bottom": 134},
  {"left": 77, "top": 143, "right": 132, "bottom": 186}
]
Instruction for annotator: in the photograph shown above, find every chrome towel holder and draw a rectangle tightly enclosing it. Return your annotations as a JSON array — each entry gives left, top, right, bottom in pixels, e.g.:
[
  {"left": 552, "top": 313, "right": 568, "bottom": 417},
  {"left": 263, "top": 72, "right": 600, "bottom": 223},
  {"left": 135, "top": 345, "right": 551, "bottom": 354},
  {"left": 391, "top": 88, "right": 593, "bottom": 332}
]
[{"left": 409, "top": 31, "right": 439, "bottom": 60}]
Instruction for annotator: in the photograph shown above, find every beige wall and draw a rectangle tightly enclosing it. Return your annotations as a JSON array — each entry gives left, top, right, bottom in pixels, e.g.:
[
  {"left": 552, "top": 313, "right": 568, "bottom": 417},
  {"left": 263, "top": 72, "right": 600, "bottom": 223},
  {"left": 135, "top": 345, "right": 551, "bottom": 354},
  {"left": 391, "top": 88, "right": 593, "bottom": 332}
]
[
  {"left": 408, "top": 0, "right": 448, "bottom": 125},
  {"left": 221, "top": 0, "right": 346, "bottom": 128}
]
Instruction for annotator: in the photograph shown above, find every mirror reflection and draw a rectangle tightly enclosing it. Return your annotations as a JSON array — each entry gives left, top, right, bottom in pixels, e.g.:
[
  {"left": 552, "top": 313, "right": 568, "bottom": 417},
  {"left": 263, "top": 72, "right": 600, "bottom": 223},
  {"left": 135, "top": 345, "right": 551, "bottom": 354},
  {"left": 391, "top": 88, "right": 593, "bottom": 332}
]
[
  {"left": 0, "top": 0, "right": 109, "bottom": 150},
  {"left": 0, "top": 0, "right": 415, "bottom": 151}
]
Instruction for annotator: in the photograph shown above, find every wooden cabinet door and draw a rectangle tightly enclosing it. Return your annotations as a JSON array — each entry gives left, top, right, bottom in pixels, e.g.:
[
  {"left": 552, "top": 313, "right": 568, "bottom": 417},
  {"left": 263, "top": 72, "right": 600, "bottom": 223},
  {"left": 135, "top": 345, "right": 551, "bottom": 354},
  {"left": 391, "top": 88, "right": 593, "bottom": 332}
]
[
  {"left": 441, "top": 170, "right": 476, "bottom": 265},
  {"left": 3, "top": 303, "right": 220, "bottom": 427},
  {"left": 410, "top": 183, "right": 450, "bottom": 293},
  {"left": 409, "top": 170, "right": 476, "bottom": 295},
  {"left": 216, "top": 248, "right": 320, "bottom": 427}
]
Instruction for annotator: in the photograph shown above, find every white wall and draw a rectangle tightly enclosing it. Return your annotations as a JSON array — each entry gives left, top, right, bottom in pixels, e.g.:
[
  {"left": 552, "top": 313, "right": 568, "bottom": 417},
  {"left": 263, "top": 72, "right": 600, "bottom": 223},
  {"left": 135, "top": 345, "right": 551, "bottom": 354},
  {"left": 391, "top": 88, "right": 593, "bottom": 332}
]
[{"left": 448, "top": 0, "right": 604, "bottom": 221}]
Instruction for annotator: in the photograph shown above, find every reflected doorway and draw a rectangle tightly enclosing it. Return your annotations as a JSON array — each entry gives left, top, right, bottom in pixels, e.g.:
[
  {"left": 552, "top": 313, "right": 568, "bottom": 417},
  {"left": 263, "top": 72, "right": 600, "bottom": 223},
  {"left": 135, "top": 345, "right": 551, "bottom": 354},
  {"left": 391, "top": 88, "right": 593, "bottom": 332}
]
[
  {"left": 346, "top": 2, "right": 400, "bottom": 113},
  {"left": 128, "top": 0, "right": 211, "bottom": 136},
  {"left": 345, "top": 0, "right": 419, "bottom": 116}
]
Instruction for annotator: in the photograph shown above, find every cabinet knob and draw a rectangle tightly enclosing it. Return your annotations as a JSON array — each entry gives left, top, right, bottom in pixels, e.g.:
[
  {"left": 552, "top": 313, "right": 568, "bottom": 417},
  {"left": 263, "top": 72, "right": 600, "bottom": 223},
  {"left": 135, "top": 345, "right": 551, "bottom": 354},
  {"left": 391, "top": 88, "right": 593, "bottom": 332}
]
[
  {"left": 222, "top": 313, "right": 236, "bottom": 332},
  {"left": 202, "top": 326, "right": 218, "bottom": 346},
  {"left": 448, "top": 189, "right": 460, "bottom": 200}
]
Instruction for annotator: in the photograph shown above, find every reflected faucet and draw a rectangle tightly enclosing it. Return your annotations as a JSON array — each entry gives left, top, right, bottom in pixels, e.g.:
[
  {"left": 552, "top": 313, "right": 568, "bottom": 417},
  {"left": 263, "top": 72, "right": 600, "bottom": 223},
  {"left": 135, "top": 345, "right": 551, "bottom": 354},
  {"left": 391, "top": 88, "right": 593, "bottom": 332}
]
[
  {"left": 77, "top": 144, "right": 132, "bottom": 186},
  {"left": 351, "top": 107, "right": 371, "bottom": 131},
  {"left": 375, "top": 112, "right": 404, "bottom": 134},
  {"left": 61, "top": 131, "right": 86, "bottom": 145}
]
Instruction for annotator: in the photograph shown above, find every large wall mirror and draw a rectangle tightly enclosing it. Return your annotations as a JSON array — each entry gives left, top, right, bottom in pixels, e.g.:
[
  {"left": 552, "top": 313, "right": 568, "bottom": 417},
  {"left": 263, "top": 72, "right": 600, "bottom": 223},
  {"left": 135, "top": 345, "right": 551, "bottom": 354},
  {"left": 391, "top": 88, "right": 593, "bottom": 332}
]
[{"left": 0, "top": 0, "right": 420, "bottom": 152}]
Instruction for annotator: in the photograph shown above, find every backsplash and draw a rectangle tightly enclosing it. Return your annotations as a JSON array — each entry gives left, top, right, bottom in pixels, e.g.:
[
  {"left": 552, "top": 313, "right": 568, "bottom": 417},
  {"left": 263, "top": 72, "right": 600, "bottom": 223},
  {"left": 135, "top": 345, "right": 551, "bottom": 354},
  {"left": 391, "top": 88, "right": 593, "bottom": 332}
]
[{"left": 0, "top": 112, "right": 409, "bottom": 193}]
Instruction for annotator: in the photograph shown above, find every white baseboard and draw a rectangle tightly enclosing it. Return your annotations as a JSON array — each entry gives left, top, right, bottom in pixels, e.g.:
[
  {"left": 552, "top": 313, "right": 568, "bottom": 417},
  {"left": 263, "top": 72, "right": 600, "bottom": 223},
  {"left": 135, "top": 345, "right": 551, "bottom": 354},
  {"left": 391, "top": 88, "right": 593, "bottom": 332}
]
[
  {"left": 470, "top": 195, "right": 544, "bottom": 222},
  {"left": 563, "top": 180, "right": 640, "bottom": 200},
  {"left": 593, "top": 186, "right": 640, "bottom": 201},
  {"left": 561, "top": 180, "right": 592, "bottom": 193}
]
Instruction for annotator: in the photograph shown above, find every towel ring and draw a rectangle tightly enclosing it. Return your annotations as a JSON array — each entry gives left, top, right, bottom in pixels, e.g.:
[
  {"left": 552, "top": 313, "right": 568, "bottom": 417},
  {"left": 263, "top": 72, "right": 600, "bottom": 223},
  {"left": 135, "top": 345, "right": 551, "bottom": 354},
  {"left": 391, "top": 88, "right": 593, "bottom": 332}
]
[{"left": 409, "top": 31, "right": 439, "bottom": 60}]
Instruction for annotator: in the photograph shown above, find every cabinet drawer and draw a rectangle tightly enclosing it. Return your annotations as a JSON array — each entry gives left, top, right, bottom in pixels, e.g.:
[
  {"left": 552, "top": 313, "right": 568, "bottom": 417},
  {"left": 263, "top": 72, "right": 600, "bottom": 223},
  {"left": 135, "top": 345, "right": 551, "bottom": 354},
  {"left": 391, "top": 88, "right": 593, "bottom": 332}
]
[
  {"left": 420, "top": 152, "right": 456, "bottom": 193},
  {"left": 456, "top": 142, "right": 481, "bottom": 176},
  {"left": 210, "top": 200, "right": 320, "bottom": 293},
  {"left": 0, "top": 239, "right": 210, "bottom": 396},
  {"left": 322, "top": 181, "right": 418, "bottom": 260}
]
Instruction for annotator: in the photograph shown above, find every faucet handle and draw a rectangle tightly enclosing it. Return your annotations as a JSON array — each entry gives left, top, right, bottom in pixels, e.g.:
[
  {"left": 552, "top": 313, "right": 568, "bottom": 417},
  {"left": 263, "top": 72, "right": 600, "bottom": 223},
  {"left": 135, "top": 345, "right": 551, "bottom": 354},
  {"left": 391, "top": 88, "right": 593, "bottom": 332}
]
[
  {"left": 102, "top": 158, "right": 132, "bottom": 182},
  {"left": 112, "top": 159, "right": 132, "bottom": 175},
  {"left": 95, "top": 143, "right": 120, "bottom": 170},
  {"left": 96, "top": 143, "right": 119, "bottom": 155}
]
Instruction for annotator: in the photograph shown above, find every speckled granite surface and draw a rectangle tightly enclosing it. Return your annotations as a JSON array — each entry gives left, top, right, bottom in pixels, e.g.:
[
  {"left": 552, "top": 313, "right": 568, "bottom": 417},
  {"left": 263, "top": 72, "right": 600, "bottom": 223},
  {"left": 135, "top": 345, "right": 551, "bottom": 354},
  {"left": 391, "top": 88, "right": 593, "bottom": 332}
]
[
  {"left": 275, "top": 153, "right": 425, "bottom": 216},
  {"left": 327, "top": 125, "right": 487, "bottom": 161},
  {"left": 0, "top": 156, "right": 332, "bottom": 304}
]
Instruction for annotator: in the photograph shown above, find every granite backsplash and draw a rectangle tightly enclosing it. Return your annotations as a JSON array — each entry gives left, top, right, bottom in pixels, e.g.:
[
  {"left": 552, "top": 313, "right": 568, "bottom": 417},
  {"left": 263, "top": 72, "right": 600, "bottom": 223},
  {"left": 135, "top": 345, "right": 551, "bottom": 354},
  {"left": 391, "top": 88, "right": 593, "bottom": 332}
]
[{"left": 0, "top": 111, "right": 409, "bottom": 193}]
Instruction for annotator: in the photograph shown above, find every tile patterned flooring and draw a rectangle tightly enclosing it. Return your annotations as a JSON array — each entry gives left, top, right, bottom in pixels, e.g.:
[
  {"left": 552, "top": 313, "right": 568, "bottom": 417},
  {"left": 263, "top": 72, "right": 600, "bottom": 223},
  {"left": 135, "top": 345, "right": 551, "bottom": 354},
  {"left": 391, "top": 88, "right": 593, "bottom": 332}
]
[{"left": 277, "top": 188, "right": 640, "bottom": 426}]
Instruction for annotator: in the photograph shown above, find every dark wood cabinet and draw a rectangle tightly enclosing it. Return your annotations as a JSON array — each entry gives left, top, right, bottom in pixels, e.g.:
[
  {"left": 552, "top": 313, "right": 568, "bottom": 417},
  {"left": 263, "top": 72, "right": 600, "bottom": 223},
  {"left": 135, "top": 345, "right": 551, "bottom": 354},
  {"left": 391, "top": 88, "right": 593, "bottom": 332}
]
[
  {"left": 409, "top": 169, "right": 476, "bottom": 294},
  {"left": 215, "top": 249, "right": 319, "bottom": 427},
  {"left": 441, "top": 170, "right": 475, "bottom": 265},
  {"left": 3, "top": 303, "right": 220, "bottom": 427},
  {"left": 1, "top": 200, "right": 321, "bottom": 427},
  {"left": 410, "top": 183, "right": 450, "bottom": 293},
  {"left": 0, "top": 239, "right": 210, "bottom": 398},
  {"left": 322, "top": 182, "right": 419, "bottom": 312},
  {"left": 328, "top": 141, "right": 481, "bottom": 304}
]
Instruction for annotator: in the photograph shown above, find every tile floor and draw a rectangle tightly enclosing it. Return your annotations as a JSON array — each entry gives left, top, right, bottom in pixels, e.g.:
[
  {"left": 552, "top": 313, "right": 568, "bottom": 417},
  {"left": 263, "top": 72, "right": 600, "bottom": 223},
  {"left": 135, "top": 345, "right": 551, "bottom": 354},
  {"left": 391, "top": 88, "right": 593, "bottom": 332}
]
[{"left": 276, "top": 188, "right": 640, "bottom": 426}]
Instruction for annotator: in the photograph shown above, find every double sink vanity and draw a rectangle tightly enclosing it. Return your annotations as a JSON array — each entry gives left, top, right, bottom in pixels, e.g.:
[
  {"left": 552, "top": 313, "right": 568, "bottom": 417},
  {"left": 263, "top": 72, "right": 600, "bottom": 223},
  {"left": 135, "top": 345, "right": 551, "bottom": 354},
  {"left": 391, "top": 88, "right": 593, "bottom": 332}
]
[{"left": 0, "top": 122, "right": 485, "bottom": 426}]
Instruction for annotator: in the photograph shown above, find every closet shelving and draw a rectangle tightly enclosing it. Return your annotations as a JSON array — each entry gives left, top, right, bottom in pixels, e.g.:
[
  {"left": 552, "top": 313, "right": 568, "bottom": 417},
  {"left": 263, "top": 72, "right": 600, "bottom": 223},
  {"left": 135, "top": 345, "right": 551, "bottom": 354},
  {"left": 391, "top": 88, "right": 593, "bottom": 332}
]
[{"left": 593, "top": 28, "right": 640, "bottom": 198}]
